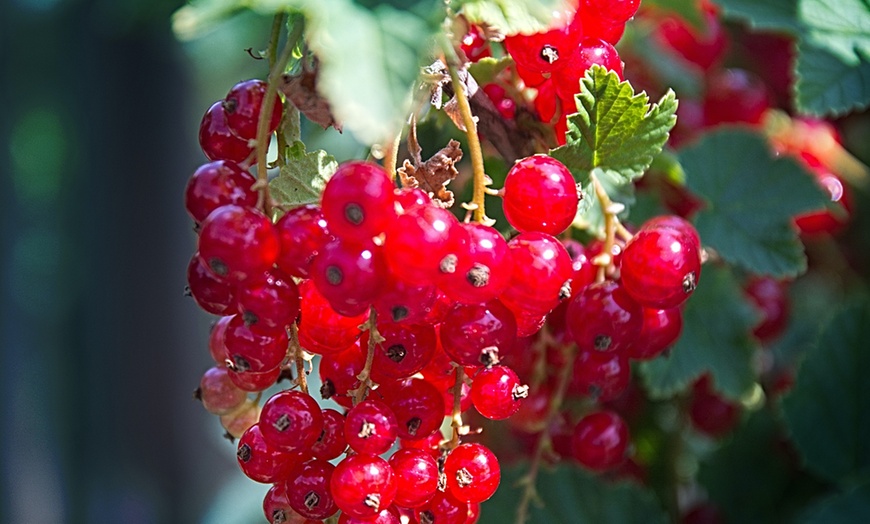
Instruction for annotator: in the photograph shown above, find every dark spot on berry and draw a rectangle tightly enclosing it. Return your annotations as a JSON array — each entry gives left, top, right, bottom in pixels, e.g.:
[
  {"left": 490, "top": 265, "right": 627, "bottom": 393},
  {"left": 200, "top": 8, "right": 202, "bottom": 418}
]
[
  {"left": 223, "top": 431, "right": 236, "bottom": 444},
  {"left": 271, "top": 509, "right": 288, "bottom": 524},
  {"left": 304, "top": 491, "right": 320, "bottom": 510},
  {"left": 466, "top": 263, "right": 490, "bottom": 288},
  {"left": 540, "top": 45, "right": 559, "bottom": 63},
  {"left": 588, "top": 384, "right": 603, "bottom": 399},
  {"left": 683, "top": 272, "right": 697, "bottom": 294},
  {"left": 209, "top": 257, "right": 229, "bottom": 277},
  {"left": 440, "top": 254, "right": 458, "bottom": 274},
  {"left": 559, "top": 279, "right": 573, "bottom": 300},
  {"left": 391, "top": 305, "right": 409, "bottom": 322},
  {"left": 321, "top": 380, "right": 336, "bottom": 399},
  {"left": 407, "top": 417, "right": 422, "bottom": 436},
  {"left": 512, "top": 384, "right": 529, "bottom": 401},
  {"left": 242, "top": 310, "right": 259, "bottom": 326},
  {"left": 273, "top": 413, "right": 291, "bottom": 432},
  {"left": 594, "top": 335, "right": 612, "bottom": 351},
  {"left": 326, "top": 265, "right": 343, "bottom": 286},
  {"left": 480, "top": 346, "right": 500, "bottom": 367},
  {"left": 420, "top": 510, "right": 435, "bottom": 524},
  {"left": 345, "top": 203, "right": 364, "bottom": 225},
  {"left": 386, "top": 344, "right": 407, "bottom": 363},
  {"left": 456, "top": 467, "right": 474, "bottom": 487},
  {"left": 358, "top": 421, "right": 377, "bottom": 438},
  {"left": 221, "top": 97, "right": 238, "bottom": 115},
  {"left": 232, "top": 355, "right": 251, "bottom": 372},
  {"left": 237, "top": 443, "right": 252, "bottom": 462},
  {"left": 364, "top": 493, "right": 381, "bottom": 510},
  {"left": 316, "top": 428, "right": 326, "bottom": 443},
  {"left": 193, "top": 387, "right": 203, "bottom": 401}
]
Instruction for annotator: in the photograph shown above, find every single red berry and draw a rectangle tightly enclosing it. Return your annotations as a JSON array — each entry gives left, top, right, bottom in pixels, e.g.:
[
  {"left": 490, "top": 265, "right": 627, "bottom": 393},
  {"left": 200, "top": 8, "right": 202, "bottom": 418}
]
[
  {"left": 745, "top": 277, "right": 790, "bottom": 342},
  {"left": 460, "top": 25, "right": 491, "bottom": 62},
  {"left": 199, "top": 101, "right": 254, "bottom": 163},
  {"left": 330, "top": 454, "right": 397, "bottom": 519},
  {"left": 344, "top": 400, "right": 399, "bottom": 456},
  {"left": 186, "top": 253, "right": 237, "bottom": 315},
  {"left": 444, "top": 443, "right": 501, "bottom": 503},
  {"left": 297, "top": 280, "right": 365, "bottom": 354},
  {"left": 208, "top": 315, "right": 232, "bottom": 363},
  {"left": 394, "top": 186, "right": 431, "bottom": 213},
  {"left": 562, "top": 239, "right": 597, "bottom": 297},
  {"left": 641, "top": 215, "right": 702, "bottom": 249},
  {"left": 571, "top": 350, "right": 630, "bottom": 401},
  {"left": 384, "top": 203, "right": 464, "bottom": 285},
  {"left": 553, "top": 39, "right": 624, "bottom": 99},
  {"left": 374, "top": 278, "right": 438, "bottom": 324},
  {"left": 439, "top": 222, "right": 513, "bottom": 305},
  {"left": 656, "top": 4, "right": 728, "bottom": 71},
  {"left": 311, "top": 238, "right": 387, "bottom": 317},
  {"left": 501, "top": 232, "right": 573, "bottom": 315},
  {"left": 236, "top": 269, "right": 300, "bottom": 329},
  {"left": 236, "top": 424, "right": 302, "bottom": 483},
  {"left": 571, "top": 410, "right": 629, "bottom": 471},
  {"left": 470, "top": 365, "right": 528, "bottom": 420},
  {"left": 503, "top": 155, "right": 579, "bottom": 235},
  {"left": 321, "top": 161, "right": 396, "bottom": 242},
  {"left": 227, "top": 365, "right": 281, "bottom": 392},
  {"left": 339, "top": 509, "right": 400, "bottom": 524},
  {"left": 580, "top": 0, "right": 640, "bottom": 23},
  {"left": 507, "top": 386, "right": 552, "bottom": 433},
  {"left": 703, "top": 69, "right": 769, "bottom": 126},
  {"left": 198, "top": 204, "right": 280, "bottom": 282},
  {"left": 504, "top": 19, "right": 582, "bottom": 74},
  {"left": 223, "top": 79, "right": 283, "bottom": 141},
  {"left": 311, "top": 408, "right": 348, "bottom": 461},
  {"left": 689, "top": 375, "right": 741, "bottom": 437},
  {"left": 389, "top": 448, "right": 440, "bottom": 508},
  {"left": 286, "top": 459, "right": 339, "bottom": 520},
  {"left": 620, "top": 217, "right": 702, "bottom": 309},
  {"left": 482, "top": 83, "right": 516, "bottom": 120},
  {"left": 566, "top": 281, "right": 643, "bottom": 354},
  {"left": 259, "top": 390, "right": 324, "bottom": 452},
  {"left": 223, "top": 314, "right": 288, "bottom": 372},
  {"left": 198, "top": 366, "right": 248, "bottom": 415},
  {"left": 366, "top": 322, "right": 438, "bottom": 383},
  {"left": 415, "top": 490, "right": 470, "bottom": 524},
  {"left": 440, "top": 300, "right": 517, "bottom": 367},
  {"left": 629, "top": 307, "right": 683, "bottom": 360},
  {"left": 275, "top": 204, "right": 334, "bottom": 279},
  {"left": 184, "top": 160, "right": 257, "bottom": 224},
  {"left": 380, "top": 378, "right": 446, "bottom": 441},
  {"left": 263, "top": 483, "right": 306, "bottom": 524},
  {"left": 318, "top": 342, "right": 365, "bottom": 409}
]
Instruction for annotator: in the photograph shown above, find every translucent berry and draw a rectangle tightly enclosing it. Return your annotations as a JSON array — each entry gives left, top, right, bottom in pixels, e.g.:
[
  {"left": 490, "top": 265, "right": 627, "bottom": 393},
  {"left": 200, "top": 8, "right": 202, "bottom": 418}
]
[
  {"left": 629, "top": 307, "right": 683, "bottom": 360},
  {"left": 263, "top": 483, "right": 302, "bottom": 524},
  {"left": 460, "top": 25, "right": 491, "bottom": 62},
  {"left": 389, "top": 448, "right": 440, "bottom": 508},
  {"left": 236, "top": 269, "right": 300, "bottom": 329},
  {"left": 223, "top": 314, "right": 288, "bottom": 372},
  {"left": 440, "top": 300, "right": 517, "bottom": 367},
  {"left": 703, "top": 69, "right": 769, "bottom": 126},
  {"left": 339, "top": 509, "right": 400, "bottom": 524},
  {"left": 208, "top": 315, "right": 232, "bottom": 363},
  {"left": 689, "top": 375, "right": 740, "bottom": 437},
  {"left": 366, "top": 322, "right": 437, "bottom": 383},
  {"left": 321, "top": 161, "right": 396, "bottom": 242},
  {"left": 184, "top": 160, "right": 257, "bottom": 224},
  {"left": 439, "top": 222, "right": 512, "bottom": 304},
  {"left": 275, "top": 204, "right": 334, "bottom": 279},
  {"left": 199, "top": 101, "right": 254, "bottom": 163},
  {"left": 580, "top": 0, "right": 640, "bottom": 23},
  {"left": 444, "top": 443, "right": 501, "bottom": 503},
  {"left": 330, "top": 454, "right": 397, "bottom": 519},
  {"left": 259, "top": 390, "right": 324, "bottom": 452},
  {"left": 384, "top": 203, "right": 463, "bottom": 285},
  {"left": 198, "top": 366, "right": 247, "bottom": 415},
  {"left": 318, "top": 342, "right": 365, "bottom": 409},
  {"left": 286, "top": 459, "right": 338, "bottom": 520},
  {"left": 566, "top": 281, "right": 643, "bottom": 354},
  {"left": 380, "top": 378, "right": 446, "bottom": 440},
  {"left": 503, "top": 155, "right": 578, "bottom": 235},
  {"left": 227, "top": 365, "right": 281, "bottom": 392},
  {"left": 745, "top": 277, "right": 789, "bottom": 342},
  {"left": 415, "top": 490, "right": 469, "bottom": 524},
  {"left": 553, "top": 39, "right": 624, "bottom": 99},
  {"left": 236, "top": 424, "right": 301, "bottom": 483},
  {"left": 504, "top": 19, "right": 582, "bottom": 74},
  {"left": 198, "top": 204, "right": 280, "bottom": 283},
  {"left": 187, "top": 253, "right": 237, "bottom": 315},
  {"left": 297, "top": 278, "right": 364, "bottom": 354},
  {"left": 571, "top": 350, "right": 630, "bottom": 401},
  {"left": 344, "top": 399, "right": 399, "bottom": 455},
  {"left": 571, "top": 410, "right": 629, "bottom": 471},
  {"left": 311, "top": 408, "right": 348, "bottom": 461},
  {"left": 221, "top": 398, "right": 260, "bottom": 439},
  {"left": 373, "top": 279, "right": 438, "bottom": 324},
  {"left": 502, "top": 232, "right": 573, "bottom": 315},
  {"left": 223, "top": 79, "right": 283, "bottom": 141},
  {"left": 470, "top": 365, "right": 527, "bottom": 420}
]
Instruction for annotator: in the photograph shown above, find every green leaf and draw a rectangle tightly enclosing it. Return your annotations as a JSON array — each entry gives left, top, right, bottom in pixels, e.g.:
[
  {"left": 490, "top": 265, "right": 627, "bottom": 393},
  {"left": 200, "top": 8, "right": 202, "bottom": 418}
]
[
  {"left": 480, "top": 465, "right": 668, "bottom": 524},
  {"left": 269, "top": 141, "right": 338, "bottom": 208},
  {"left": 172, "top": 0, "right": 247, "bottom": 40},
  {"left": 457, "top": 0, "right": 562, "bottom": 35},
  {"left": 699, "top": 413, "right": 797, "bottom": 524},
  {"left": 640, "top": 265, "right": 759, "bottom": 400},
  {"left": 713, "top": 0, "right": 801, "bottom": 33},
  {"left": 794, "top": 40, "right": 870, "bottom": 116},
  {"left": 799, "top": 0, "right": 870, "bottom": 62},
  {"left": 797, "top": 481, "right": 870, "bottom": 524},
  {"left": 550, "top": 66, "right": 677, "bottom": 236},
  {"left": 680, "top": 129, "right": 828, "bottom": 277},
  {"left": 782, "top": 300, "right": 870, "bottom": 485},
  {"left": 468, "top": 56, "right": 513, "bottom": 86}
]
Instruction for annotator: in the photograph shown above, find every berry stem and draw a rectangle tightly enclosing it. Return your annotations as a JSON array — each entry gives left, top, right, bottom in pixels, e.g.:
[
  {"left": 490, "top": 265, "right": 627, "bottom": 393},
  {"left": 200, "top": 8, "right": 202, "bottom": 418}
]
[
  {"left": 590, "top": 172, "right": 618, "bottom": 283},
  {"left": 440, "top": 35, "right": 488, "bottom": 224},
  {"left": 514, "top": 343, "right": 577, "bottom": 524},
  {"left": 385, "top": 132, "right": 401, "bottom": 182},
  {"left": 288, "top": 323, "right": 308, "bottom": 394},
  {"left": 352, "top": 307, "right": 380, "bottom": 406},
  {"left": 255, "top": 13, "right": 303, "bottom": 215},
  {"left": 449, "top": 366, "right": 466, "bottom": 449},
  {"left": 267, "top": 12, "right": 285, "bottom": 70}
]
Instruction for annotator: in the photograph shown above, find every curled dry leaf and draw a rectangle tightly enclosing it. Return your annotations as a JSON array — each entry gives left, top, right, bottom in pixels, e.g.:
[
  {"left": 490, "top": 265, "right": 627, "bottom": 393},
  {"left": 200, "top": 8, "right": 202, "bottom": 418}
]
[
  {"left": 398, "top": 138, "right": 463, "bottom": 209},
  {"left": 280, "top": 69, "right": 342, "bottom": 132}
]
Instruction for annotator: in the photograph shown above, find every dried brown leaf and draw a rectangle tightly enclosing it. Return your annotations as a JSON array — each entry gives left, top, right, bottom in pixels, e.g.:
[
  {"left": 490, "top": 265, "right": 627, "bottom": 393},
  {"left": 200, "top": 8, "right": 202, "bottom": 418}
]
[
  {"left": 397, "top": 139, "right": 463, "bottom": 208},
  {"left": 280, "top": 70, "right": 342, "bottom": 132}
]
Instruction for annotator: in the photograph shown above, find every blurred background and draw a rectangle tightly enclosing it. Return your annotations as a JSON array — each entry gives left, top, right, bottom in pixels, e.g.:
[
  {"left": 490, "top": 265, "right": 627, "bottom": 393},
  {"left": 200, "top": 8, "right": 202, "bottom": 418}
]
[{"left": 4, "top": 1, "right": 870, "bottom": 523}]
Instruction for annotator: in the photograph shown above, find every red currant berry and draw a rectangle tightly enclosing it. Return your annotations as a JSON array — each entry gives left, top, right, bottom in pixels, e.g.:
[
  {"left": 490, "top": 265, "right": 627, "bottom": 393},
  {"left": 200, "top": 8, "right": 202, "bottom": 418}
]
[
  {"left": 259, "top": 390, "right": 324, "bottom": 452},
  {"left": 198, "top": 366, "right": 247, "bottom": 415},
  {"left": 318, "top": 342, "right": 365, "bottom": 409},
  {"left": 236, "top": 424, "right": 301, "bottom": 483},
  {"left": 439, "top": 222, "right": 513, "bottom": 305},
  {"left": 703, "top": 69, "right": 769, "bottom": 126},
  {"left": 580, "top": 0, "right": 640, "bottom": 24},
  {"left": 384, "top": 203, "right": 463, "bottom": 285},
  {"left": 208, "top": 315, "right": 232, "bottom": 363},
  {"left": 470, "top": 365, "right": 528, "bottom": 420},
  {"left": 501, "top": 232, "right": 573, "bottom": 315},
  {"left": 745, "top": 277, "right": 790, "bottom": 342},
  {"left": 642, "top": 215, "right": 701, "bottom": 249},
  {"left": 502, "top": 155, "right": 578, "bottom": 235},
  {"left": 236, "top": 269, "right": 300, "bottom": 329},
  {"left": 187, "top": 253, "right": 237, "bottom": 315},
  {"left": 223, "top": 314, "right": 288, "bottom": 372},
  {"left": 275, "top": 204, "right": 334, "bottom": 279},
  {"left": 366, "top": 322, "right": 437, "bottom": 383},
  {"left": 198, "top": 204, "right": 280, "bottom": 282},
  {"left": 444, "top": 443, "right": 501, "bottom": 503},
  {"left": 380, "top": 378, "right": 446, "bottom": 440},
  {"left": 571, "top": 410, "right": 629, "bottom": 471},
  {"left": 223, "top": 79, "right": 283, "bottom": 141},
  {"left": 199, "top": 101, "right": 254, "bottom": 163},
  {"left": 389, "top": 448, "right": 440, "bottom": 508},
  {"left": 562, "top": 239, "right": 597, "bottom": 296},
  {"left": 440, "top": 300, "right": 517, "bottom": 367},
  {"left": 629, "top": 307, "right": 683, "bottom": 360},
  {"left": 298, "top": 280, "right": 365, "bottom": 355},
  {"left": 689, "top": 375, "right": 740, "bottom": 437},
  {"left": 504, "top": 20, "right": 582, "bottom": 74},
  {"left": 339, "top": 509, "right": 400, "bottom": 524},
  {"left": 394, "top": 186, "right": 431, "bottom": 213},
  {"left": 553, "top": 39, "right": 624, "bottom": 99},
  {"left": 482, "top": 83, "right": 517, "bottom": 120},
  {"left": 374, "top": 278, "right": 438, "bottom": 324},
  {"left": 656, "top": 4, "right": 728, "bottom": 71},
  {"left": 460, "top": 25, "right": 491, "bottom": 62},
  {"left": 344, "top": 399, "right": 399, "bottom": 455},
  {"left": 566, "top": 280, "right": 643, "bottom": 354},
  {"left": 263, "top": 483, "right": 306, "bottom": 524},
  {"left": 311, "top": 408, "right": 348, "bottom": 461},
  {"left": 311, "top": 239, "right": 387, "bottom": 317},
  {"left": 571, "top": 350, "right": 630, "bottom": 401},
  {"left": 415, "top": 490, "right": 470, "bottom": 524},
  {"left": 620, "top": 217, "right": 702, "bottom": 309},
  {"left": 227, "top": 365, "right": 281, "bottom": 392},
  {"left": 184, "top": 160, "right": 258, "bottom": 224},
  {"left": 321, "top": 161, "right": 396, "bottom": 242},
  {"left": 286, "top": 459, "right": 339, "bottom": 520},
  {"left": 331, "top": 454, "right": 397, "bottom": 519}
]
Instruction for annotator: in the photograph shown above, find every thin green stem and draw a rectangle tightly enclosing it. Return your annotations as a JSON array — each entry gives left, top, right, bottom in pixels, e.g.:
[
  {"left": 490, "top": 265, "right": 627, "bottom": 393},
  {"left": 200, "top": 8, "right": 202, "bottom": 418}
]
[
  {"left": 440, "top": 36, "right": 487, "bottom": 223},
  {"left": 385, "top": 132, "right": 401, "bottom": 182},
  {"left": 352, "top": 307, "right": 379, "bottom": 406},
  {"left": 590, "top": 172, "right": 617, "bottom": 283},
  {"left": 449, "top": 366, "right": 466, "bottom": 449},
  {"left": 267, "top": 13, "right": 286, "bottom": 70},
  {"left": 288, "top": 324, "right": 308, "bottom": 394}
]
